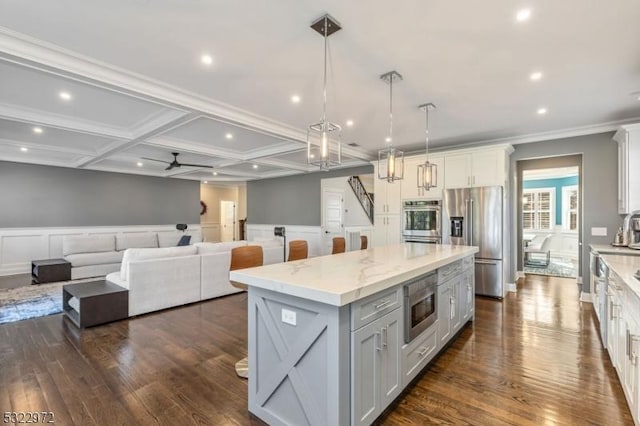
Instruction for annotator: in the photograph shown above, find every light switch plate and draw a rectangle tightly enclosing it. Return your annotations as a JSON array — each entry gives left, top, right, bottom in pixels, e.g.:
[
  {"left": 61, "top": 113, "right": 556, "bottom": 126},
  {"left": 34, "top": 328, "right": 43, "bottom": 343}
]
[
  {"left": 591, "top": 227, "right": 608, "bottom": 237},
  {"left": 281, "top": 309, "right": 296, "bottom": 326}
]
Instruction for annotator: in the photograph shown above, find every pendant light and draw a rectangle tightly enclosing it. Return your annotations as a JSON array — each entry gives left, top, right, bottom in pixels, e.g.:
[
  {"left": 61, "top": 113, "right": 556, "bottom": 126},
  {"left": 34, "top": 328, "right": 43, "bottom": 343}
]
[
  {"left": 307, "top": 14, "right": 342, "bottom": 171},
  {"left": 378, "top": 71, "right": 404, "bottom": 183},
  {"left": 417, "top": 103, "right": 437, "bottom": 193}
]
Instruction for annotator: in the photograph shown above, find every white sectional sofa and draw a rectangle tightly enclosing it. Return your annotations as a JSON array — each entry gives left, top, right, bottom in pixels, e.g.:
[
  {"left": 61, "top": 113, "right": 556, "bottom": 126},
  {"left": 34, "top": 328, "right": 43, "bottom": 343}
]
[
  {"left": 62, "top": 231, "right": 202, "bottom": 279},
  {"left": 105, "top": 239, "right": 284, "bottom": 317}
]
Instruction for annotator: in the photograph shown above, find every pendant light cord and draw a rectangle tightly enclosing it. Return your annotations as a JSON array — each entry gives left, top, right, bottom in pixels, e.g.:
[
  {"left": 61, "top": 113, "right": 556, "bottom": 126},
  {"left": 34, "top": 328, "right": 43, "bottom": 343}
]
[
  {"left": 322, "top": 17, "right": 328, "bottom": 127},
  {"left": 388, "top": 76, "right": 393, "bottom": 144},
  {"left": 424, "top": 107, "right": 430, "bottom": 161}
]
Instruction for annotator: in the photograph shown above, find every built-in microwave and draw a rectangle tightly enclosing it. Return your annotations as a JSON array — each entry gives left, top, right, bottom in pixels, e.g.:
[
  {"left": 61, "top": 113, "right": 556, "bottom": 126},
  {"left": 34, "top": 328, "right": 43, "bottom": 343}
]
[
  {"left": 402, "top": 200, "right": 441, "bottom": 242},
  {"left": 404, "top": 272, "right": 438, "bottom": 343}
]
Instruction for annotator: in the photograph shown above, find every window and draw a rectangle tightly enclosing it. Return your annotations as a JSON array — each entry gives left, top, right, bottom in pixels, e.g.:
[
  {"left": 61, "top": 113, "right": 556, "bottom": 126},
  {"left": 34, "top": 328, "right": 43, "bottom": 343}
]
[
  {"left": 562, "top": 185, "right": 579, "bottom": 231},
  {"left": 522, "top": 188, "right": 554, "bottom": 231}
]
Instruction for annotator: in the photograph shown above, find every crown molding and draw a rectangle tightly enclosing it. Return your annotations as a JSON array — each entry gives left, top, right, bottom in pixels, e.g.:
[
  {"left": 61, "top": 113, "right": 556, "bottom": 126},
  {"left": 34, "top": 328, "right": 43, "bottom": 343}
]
[
  {"left": 0, "top": 137, "right": 95, "bottom": 156},
  {"left": 0, "top": 102, "right": 130, "bottom": 140}
]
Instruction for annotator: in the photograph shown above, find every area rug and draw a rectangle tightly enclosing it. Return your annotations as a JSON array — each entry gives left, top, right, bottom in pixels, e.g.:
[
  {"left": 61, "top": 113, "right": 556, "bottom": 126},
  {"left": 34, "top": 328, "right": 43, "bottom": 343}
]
[
  {"left": 0, "top": 278, "right": 95, "bottom": 325},
  {"left": 524, "top": 257, "right": 577, "bottom": 279}
]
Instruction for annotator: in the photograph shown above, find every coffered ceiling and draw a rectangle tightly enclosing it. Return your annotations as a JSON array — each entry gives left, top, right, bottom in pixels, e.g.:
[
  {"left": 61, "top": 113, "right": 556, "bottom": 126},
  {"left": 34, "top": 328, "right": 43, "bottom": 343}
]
[{"left": 0, "top": 1, "right": 639, "bottom": 184}]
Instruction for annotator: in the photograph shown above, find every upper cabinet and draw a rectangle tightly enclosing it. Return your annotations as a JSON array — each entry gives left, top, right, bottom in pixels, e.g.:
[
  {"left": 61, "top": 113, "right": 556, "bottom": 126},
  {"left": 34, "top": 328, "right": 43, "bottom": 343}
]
[
  {"left": 614, "top": 124, "right": 640, "bottom": 214},
  {"left": 401, "top": 155, "right": 445, "bottom": 200},
  {"left": 444, "top": 147, "right": 511, "bottom": 189},
  {"left": 373, "top": 163, "right": 402, "bottom": 215}
]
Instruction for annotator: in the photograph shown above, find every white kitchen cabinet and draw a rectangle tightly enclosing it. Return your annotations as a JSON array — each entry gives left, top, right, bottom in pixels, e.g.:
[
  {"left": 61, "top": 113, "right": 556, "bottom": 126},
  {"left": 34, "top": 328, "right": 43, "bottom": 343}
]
[
  {"left": 443, "top": 146, "right": 510, "bottom": 189},
  {"left": 372, "top": 163, "right": 402, "bottom": 247},
  {"left": 613, "top": 124, "right": 640, "bottom": 214},
  {"left": 351, "top": 307, "right": 402, "bottom": 426},
  {"left": 401, "top": 155, "right": 445, "bottom": 200},
  {"left": 460, "top": 265, "right": 475, "bottom": 323}
]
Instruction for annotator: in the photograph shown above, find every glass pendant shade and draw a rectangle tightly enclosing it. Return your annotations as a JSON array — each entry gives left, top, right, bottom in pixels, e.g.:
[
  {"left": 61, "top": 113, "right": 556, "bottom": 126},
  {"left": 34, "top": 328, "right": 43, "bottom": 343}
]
[
  {"left": 417, "top": 102, "right": 437, "bottom": 191},
  {"left": 378, "top": 147, "right": 404, "bottom": 183},
  {"left": 307, "top": 14, "right": 342, "bottom": 170},
  {"left": 417, "top": 161, "right": 437, "bottom": 189},
  {"left": 377, "top": 71, "right": 404, "bottom": 182},
  {"left": 307, "top": 121, "right": 341, "bottom": 170}
]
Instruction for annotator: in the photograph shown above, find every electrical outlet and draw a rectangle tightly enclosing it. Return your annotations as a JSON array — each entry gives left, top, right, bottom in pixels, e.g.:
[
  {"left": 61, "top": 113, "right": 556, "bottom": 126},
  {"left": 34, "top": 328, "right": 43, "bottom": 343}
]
[
  {"left": 591, "top": 227, "right": 607, "bottom": 237},
  {"left": 281, "top": 309, "right": 297, "bottom": 326}
]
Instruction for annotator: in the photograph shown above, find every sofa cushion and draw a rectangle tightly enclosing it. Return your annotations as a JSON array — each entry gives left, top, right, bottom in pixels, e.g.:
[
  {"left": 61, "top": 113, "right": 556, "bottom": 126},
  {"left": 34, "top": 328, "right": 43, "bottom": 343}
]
[
  {"left": 120, "top": 245, "right": 198, "bottom": 281},
  {"left": 158, "top": 232, "right": 181, "bottom": 248},
  {"left": 116, "top": 233, "right": 159, "bottom": 251},
  {"left": 195, "top": 241, "right": 247, "bottom": 254},
  {"left": 65, "top": 251, "right": 123, "bottom": 267},
  {"left": 63, "top": 235, "right": 115, "bottom": 256}
]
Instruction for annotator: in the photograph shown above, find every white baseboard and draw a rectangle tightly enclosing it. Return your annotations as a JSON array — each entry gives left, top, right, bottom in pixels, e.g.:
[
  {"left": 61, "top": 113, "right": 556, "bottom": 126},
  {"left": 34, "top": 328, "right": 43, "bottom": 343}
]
[
  {"left": 506, "top": 283, "right": 517, "bottom": 293},
  {"left": 580, "top": 292, "right": 593, "bottom": 303},
  {"left": 516, "top": 271, "right": 525, "bottom": 280},
  {"left": 576, "top": 276, "right": 583, "bottom": 284}
]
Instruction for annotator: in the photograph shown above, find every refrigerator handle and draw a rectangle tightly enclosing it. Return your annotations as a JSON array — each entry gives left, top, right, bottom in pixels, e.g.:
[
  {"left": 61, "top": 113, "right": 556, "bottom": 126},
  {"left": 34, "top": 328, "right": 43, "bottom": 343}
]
[{"left": 468, "top": 198, "right": 474, "bottom": 246}]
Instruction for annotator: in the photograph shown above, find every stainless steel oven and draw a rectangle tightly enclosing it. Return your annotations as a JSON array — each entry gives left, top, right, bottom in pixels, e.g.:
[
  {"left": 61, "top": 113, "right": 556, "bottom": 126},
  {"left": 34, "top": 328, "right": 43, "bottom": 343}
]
[
  {"left": 403, "top": 200, "right": 441, "bottom": 243},
  {"left": 404, "top": 272, "right": 438, "bottom": 343}
]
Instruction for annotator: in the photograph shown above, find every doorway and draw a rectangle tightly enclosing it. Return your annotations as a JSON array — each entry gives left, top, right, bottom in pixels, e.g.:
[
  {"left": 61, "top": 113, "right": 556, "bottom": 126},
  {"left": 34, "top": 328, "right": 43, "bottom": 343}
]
[
  {"left": 517, "top": 156, "right": 582, "bottom": 281},
  {"left": 220, "top": 200, "right": 236, "bottom": 242},
  {"left": 322, "top": 189, "right": 344, "bottom": 254}
]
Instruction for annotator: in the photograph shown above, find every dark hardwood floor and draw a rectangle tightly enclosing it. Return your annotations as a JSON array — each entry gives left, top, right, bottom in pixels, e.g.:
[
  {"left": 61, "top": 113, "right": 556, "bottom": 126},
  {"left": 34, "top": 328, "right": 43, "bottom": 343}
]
[{"left": 0, "top": 274, "right": 633, "bottom": 425}]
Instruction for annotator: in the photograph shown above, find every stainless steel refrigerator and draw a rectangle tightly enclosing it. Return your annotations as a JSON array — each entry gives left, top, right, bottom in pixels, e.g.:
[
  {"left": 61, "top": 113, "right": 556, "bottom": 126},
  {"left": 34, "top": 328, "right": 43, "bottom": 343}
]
[{"left": 442, "top": 186, "right": 504, "bottom": 298}]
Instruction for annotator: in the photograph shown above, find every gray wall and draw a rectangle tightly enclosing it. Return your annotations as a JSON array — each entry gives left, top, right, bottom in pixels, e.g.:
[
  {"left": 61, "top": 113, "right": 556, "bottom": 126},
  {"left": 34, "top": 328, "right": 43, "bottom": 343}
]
[
  {"left": 509, "top": 132, "right": 620, "bottom": 292},
  {"left": 0, "top": 161, "right": 201, "bottom": 227},
  {"left": 247, "top": 165, "right": 374, "bottom": 226}
]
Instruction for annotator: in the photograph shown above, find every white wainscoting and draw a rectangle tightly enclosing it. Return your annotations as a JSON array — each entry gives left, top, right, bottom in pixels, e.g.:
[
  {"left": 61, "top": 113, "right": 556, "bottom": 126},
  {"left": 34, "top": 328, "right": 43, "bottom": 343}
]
[
  {"left": 247, "top": 224, "right": 373, "bottom": 259},
  {"left": 0, "top": 224, "right": 201, "bottom": 276},
  {"left": 200, "top": 222, "right": 221, "bottom": 243}
]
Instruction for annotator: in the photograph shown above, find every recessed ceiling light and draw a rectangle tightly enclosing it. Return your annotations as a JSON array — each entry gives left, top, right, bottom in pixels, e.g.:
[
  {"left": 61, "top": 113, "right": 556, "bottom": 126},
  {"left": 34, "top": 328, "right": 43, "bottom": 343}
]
[
  {"left": 530, "top": 71, "right": 543, "bottom": 81},
  {"left": 59, "top": 91, "right": 72, "bottom": 101},
  {"left": 225, "top": 132, "right": 233, "bottom": 140},
  {"left": 204, "top": 180, "right": 208, "bottom": 184},
  {"left": 385, "top": 137, "right": 392, "bottom": 143},
  {"left": 201, "top": 54, "right": 213, "bottom": 65},
  {"left": 213, "top": 171, "right": 218, "bottom": 176},
  {"left": 252, "top": 164, "right": 259, "bottom": 169},
  {"left": 136, "top": 162, "right": 143, "bottom": 167},
  {"left": 537, "top": 107, "right": 548, "bottom": 115},
  {"left": 309, "top": 154, "right": 315, "bottom": 159},
  {"left": 291, "top": 95, "right": 301, "bottom": 104},
  {"left": 516, "top": 8, "right": 531, "bottom": 22},
  {"left": 346, "top": 119, "right": 354, "bottom": 127},
  {"left": 20, "top": 147, "right": 28, "bottom": 152},
  {"left": 32, "top": 127, "right": 43, "bottom": 134}
]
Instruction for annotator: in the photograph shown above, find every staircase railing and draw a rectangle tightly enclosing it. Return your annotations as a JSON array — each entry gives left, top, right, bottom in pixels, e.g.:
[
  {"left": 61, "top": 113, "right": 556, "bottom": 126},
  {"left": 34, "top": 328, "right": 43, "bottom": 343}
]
[{"left": 348, "top": 176, "right": 374, "bottom": 224}]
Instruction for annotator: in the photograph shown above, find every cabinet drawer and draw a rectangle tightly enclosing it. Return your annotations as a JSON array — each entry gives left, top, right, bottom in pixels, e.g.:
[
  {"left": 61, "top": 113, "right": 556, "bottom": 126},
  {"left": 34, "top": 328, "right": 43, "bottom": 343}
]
[
  {"left": 462, "top": 256, "right": 474, "bottom": 270},
  {"left": 438, "top": 260, "right": 462, "bottom": 284},
  {"left": 351, "top": 287, "right": 402, "bottom": 331},
  {"left": 402, "top": 324, "right": 438, "bottom": 386}
]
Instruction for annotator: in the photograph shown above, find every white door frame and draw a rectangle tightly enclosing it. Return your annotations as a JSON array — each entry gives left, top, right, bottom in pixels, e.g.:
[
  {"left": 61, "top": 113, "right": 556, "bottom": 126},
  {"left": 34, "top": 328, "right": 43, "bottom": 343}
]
[{"left": 220, "top": 200, "right": 236, "bottom": 242}]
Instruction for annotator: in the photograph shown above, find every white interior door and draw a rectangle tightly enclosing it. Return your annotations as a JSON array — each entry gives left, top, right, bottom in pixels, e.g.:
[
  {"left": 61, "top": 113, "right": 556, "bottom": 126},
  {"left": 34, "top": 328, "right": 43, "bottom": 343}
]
[
  {"left": 323, "top": 189, "right": 344, "bottom": 254},
  {"left": 220, "top": 200, "right": 236, "bottom": 242}
]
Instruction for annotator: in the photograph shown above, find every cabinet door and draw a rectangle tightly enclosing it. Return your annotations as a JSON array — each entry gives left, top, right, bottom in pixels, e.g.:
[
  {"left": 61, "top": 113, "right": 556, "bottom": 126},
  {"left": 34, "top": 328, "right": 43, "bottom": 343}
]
[
  {"left": 437, "top": 283, "right": 452, "bottom": 347},
  {"left": 379, "top": 308, "right": 402, "bottom": 408},
  {"left": 372, "top": 215, "right": 387, "bottom": 248},
  {"left": 444, "top": 153, "right": 471, "bottom": 189},
  {"left": 386, "top": 180, "right": 402, "bottom": 214},
  {"left": 617, "top": 138, "right": 628, "bottom": 214},
  {"left": 471, "top": 149, "right": 505, "bottom": 187},
  {"left": 460, "top": 269, "right": 474, "bottom": 322},
  {"left": 451, "top": 278, "right": 462, "bottom": 333},
  {"left": 385, "top": 215, "right": 402, "bottom": 245},
  {"left": 622, "top": 314, "right": 639, "bottom": 418},
  {"left": 351, "top": 320, "right": 380, "bottom": 425},
  {"left": 608, "top": 289, "right": 620, "bottom": 368},
  {"left": 401, "top": 156, "right": 422, "bottom": 200}
]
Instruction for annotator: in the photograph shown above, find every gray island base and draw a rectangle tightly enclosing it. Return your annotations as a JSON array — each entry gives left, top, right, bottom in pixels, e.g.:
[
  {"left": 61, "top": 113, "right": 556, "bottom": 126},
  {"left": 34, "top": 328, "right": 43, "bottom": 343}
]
[{"left": 230, "top": 243, "right": 479, "bottom": 426}]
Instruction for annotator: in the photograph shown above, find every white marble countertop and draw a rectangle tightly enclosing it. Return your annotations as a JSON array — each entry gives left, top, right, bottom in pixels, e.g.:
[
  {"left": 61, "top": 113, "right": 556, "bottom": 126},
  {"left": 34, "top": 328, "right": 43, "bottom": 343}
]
[
  {"left": 229, "top": 243, "right": 479, "bottom": 306},
  {"left": 601, "top": 254, "right": 640, "bottom": 296},
  {"left": 590, "top": 243, "right": 640, "bottom": 256}
]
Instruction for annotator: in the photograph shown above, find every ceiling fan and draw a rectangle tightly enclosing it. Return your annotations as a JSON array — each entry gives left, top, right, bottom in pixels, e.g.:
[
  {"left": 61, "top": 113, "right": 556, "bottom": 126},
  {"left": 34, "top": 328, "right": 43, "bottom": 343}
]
[{"left": 141, "top": 152, "right": 214, "bottom": 171}]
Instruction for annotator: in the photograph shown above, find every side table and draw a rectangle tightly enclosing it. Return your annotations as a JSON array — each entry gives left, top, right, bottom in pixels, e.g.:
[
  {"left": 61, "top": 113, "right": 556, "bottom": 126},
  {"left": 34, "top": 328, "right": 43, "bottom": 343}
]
[
  {"left": 62, "top": 280, "right": 128, "bottom": 328},
  {"left": 32, "top": 259, "right": 71, "bottom": 284}
]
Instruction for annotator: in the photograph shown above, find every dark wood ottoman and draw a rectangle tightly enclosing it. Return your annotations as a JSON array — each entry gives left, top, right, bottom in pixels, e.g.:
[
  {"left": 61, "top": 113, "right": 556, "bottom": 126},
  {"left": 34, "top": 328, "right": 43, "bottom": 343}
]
[
  {"left": 31, "top": 258, "right": 71, "bottom": 284},
  {"left": 62, "top": 280, "right": 128, "bottom": 328}
]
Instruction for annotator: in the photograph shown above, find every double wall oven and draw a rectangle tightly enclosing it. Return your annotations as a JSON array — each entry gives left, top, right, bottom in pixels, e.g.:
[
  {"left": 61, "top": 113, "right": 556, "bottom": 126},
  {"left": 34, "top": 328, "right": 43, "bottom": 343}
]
[{"left": 402, "top": 200, "right": 441, "bottom": 244}]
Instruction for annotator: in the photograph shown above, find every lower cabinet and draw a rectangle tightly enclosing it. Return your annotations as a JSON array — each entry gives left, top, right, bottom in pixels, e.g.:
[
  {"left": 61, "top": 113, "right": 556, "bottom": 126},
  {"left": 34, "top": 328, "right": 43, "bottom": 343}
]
[
  {"left": 351, "top": 307, "right": 402, "bottom": 426},
  {"left": 401, "top": 324, "right": 438, "bottom": 386},
  {"left": 460, "top": 268, "right": 475, "bottom": 323},
  {"left": 437, "top": 282, "right": 452, "bottom": 347}
]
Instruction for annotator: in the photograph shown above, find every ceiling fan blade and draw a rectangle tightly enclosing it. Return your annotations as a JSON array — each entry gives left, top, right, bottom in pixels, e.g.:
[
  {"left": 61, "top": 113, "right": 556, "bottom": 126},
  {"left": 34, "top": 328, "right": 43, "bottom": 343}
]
[
  {"left": 165, "top": 164, "right": 176, "bottom": 170},
  {"left": 178, "top": 163, "right": 214, "bottom": 168},
  {"left": 141, "top": 157, "right": 171, "bottom": 164}
]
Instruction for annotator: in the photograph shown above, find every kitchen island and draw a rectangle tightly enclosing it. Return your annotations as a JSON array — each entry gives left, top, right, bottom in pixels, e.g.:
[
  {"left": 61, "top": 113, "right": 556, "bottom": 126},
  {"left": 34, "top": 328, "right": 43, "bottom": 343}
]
[{"left": 230, "top": 243, "right": 478, "bottom": 426}]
